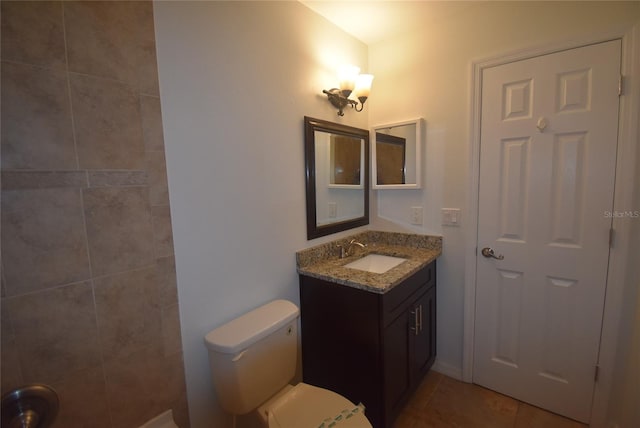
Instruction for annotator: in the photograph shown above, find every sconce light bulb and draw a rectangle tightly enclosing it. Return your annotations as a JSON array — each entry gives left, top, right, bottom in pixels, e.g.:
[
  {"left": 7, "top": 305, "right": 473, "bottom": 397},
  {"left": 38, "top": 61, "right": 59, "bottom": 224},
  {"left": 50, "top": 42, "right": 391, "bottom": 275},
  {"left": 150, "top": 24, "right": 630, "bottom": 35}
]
[
  {"left": 354, "top": 74, "right": 374, "bottom": 99},
  {"left": 338, "top": 64, "right": 360, "bottom": 94}
]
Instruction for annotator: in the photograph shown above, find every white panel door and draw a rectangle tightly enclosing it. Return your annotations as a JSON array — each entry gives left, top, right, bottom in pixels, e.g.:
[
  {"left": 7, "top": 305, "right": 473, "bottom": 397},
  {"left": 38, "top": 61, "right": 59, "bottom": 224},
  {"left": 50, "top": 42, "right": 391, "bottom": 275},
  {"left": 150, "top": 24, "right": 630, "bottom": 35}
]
[{"left": 474, "top": 40, "right": 621, "bottom": 423}]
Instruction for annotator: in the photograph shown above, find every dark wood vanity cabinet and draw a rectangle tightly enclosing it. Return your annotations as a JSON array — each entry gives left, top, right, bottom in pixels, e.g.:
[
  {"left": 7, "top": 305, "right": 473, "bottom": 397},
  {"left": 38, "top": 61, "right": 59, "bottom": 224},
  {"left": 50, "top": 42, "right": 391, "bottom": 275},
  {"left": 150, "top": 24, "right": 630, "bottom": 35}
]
[{"left": 299, "top": 261, "right": 436, "bottom": 428}]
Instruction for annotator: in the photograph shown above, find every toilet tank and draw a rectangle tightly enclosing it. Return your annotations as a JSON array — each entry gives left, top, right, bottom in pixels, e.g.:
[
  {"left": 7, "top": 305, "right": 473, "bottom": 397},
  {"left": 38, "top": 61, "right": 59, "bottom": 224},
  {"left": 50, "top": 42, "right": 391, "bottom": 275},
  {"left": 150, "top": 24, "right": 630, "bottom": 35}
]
[{"left": 204, "top": 299, "right": 300, "bottom": 415}]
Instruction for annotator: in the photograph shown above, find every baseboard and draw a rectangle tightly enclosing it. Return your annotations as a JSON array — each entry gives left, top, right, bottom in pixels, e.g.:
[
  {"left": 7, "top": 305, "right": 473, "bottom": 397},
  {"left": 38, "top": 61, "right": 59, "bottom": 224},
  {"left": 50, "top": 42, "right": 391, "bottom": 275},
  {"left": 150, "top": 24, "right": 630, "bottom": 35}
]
[{"left": 431, "top": 359, "right": 463, "bottom": 381}]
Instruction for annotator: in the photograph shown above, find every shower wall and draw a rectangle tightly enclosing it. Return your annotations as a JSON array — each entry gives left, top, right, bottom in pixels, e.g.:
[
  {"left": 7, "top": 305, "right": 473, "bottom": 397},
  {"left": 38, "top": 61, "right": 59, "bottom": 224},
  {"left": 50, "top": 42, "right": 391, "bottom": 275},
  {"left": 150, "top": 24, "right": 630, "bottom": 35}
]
[{"left": 1, "top": 2, "right": 189, "bottom": 427}]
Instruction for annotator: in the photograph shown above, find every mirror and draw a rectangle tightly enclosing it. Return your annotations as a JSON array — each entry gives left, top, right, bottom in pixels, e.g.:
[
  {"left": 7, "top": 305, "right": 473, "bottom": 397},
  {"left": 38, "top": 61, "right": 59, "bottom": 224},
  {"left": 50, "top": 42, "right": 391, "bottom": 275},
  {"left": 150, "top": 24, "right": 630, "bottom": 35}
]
[
  {"left": 304, "top": 116, "right": 369, "bottom": 240},
  {"left": 372, "top": 118, "right": 423, "bottom": 189}
]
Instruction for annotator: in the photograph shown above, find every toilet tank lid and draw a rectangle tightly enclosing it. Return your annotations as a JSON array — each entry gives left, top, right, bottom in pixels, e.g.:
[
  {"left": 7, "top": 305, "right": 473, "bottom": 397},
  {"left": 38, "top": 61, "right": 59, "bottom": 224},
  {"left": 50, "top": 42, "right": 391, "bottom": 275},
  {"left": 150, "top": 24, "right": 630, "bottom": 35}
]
[{"left": 204, "top": 299, "right": 299, "bottom": 354}]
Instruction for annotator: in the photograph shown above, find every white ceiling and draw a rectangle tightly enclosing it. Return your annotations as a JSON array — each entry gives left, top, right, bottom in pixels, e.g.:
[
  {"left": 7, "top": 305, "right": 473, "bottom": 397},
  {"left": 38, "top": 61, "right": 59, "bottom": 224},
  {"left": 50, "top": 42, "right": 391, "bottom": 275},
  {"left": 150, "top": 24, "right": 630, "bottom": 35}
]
[{"left": 300, "top": 1, "right": 478, "bottom": 45}]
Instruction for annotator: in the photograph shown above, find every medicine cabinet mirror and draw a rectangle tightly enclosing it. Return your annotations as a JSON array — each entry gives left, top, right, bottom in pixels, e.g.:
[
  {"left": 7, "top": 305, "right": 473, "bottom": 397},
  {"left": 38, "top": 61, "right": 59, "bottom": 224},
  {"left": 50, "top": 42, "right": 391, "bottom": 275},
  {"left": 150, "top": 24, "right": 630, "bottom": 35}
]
[
  {"left": 304, "top": 116, "right": 369, "bottom": 240},
  {"left": 372, "top": 118, "right": 423, "bottom": 189}
]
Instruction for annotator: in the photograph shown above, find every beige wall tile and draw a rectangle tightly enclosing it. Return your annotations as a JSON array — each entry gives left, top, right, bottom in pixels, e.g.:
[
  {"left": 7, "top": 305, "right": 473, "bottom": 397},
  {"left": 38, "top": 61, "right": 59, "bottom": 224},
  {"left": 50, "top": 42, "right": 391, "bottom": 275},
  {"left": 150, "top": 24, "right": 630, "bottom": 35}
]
[
  {"left": 50, "top": 367, "right": 111, "bottom": 428},
  {"left": 87, "top": 170, "right": 148, "bottom": 188},
  {"left": 83, "top": 187, "right": 155, "bottom": 276},
  {"left": 145, "top": 150, "right": 170, "bottom": 205},
  {"left": 104, "top": 349, "right": 188, "bottom": 428},
  {"left": 0, "top": 1, "right": 66, "bottom": 69},
  {"left": 152, "top": 205, "right": 175, "bottom": 258},
  {"left": 156, "top": 256, "right": 178, "bottom": 307},
  {"left": 141, "top": 95, "right": 165, "bottom": 151},
  {"left": 1, "top": 188, "right": 91, "bottom": 296},
  {"left": 0, "top": 2, "right": 188, "bottom": 424},
  {"left": 70, "top": 73, "right": 145, "bottom": 170},
  {"left": 162, "top": 303, "right": 183, "bottom": 357},
  {"left": 1, "top": 171, "right": 88, "bottom": 190},
  {"left": 64, "top": 1, "right": 139, "bottom": 86},
  {"left": 93, "top": 267, "right": 162, "bottom": 362},
  {"left": 1, "top": 300, "right": 23, "bottom": 394},
  {"left": 1, "top": 61, "right": 76, "bottom": 170},
  {"left": 150, "top": 183, "right": 171, "bottom": 207},
  {"left": 5, "top": 281, "right": 102, "bottom": 384},
  {"left": 173, "top": 396, "right": 192, "bottom": 428},
  {"left": 134, "top": 1, "right": 160, "bottom": 95}
]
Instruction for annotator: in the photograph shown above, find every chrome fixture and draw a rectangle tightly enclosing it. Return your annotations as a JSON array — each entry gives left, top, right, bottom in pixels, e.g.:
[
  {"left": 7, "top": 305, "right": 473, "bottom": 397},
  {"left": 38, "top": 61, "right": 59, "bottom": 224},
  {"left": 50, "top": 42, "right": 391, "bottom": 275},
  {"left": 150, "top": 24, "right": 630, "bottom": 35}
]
[
  {"left": 323, "top": 65, "right": 373, "bottom": 116},
  {"left": 410, "top": 304, "right": 423, "bottom": 336},
  {"left": 1, "top": 384, "right": 59, "bottom": 428},
  {"left": 337, "top": 239, "right": 367, "bottom": 258}
]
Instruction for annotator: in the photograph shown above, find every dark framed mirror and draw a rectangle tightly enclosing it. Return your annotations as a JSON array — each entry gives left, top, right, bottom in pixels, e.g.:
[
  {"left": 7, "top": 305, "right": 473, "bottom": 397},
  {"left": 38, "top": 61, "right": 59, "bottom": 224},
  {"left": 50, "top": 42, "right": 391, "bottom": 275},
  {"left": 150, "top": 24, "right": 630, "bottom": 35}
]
[{"left": 304, "top": 116, "right": 369, "bottom": 240}]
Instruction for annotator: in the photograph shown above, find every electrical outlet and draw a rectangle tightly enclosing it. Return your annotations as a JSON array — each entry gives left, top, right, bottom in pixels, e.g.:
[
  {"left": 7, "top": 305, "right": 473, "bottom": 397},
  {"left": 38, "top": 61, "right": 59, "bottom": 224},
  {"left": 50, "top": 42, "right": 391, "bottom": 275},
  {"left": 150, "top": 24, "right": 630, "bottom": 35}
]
[
  {"left": 442, "top": 208, "right": 461, "bottom": 226},
  {"left": 410, "top": 206, "right": 423, "bottom": 225}
]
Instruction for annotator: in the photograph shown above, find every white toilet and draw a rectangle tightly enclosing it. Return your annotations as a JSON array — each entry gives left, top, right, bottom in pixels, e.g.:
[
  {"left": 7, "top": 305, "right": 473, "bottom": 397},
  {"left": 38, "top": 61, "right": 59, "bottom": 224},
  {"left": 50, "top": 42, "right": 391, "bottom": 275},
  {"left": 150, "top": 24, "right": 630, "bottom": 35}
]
[{"left": 204, "top": 299, "right": 372, "bottom": 428}]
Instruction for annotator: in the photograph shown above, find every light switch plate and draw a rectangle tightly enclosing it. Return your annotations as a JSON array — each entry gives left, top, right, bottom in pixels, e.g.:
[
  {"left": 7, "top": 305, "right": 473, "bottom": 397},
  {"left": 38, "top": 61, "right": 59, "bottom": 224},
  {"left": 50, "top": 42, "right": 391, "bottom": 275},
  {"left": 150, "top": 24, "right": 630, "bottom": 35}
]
[
  {"left": 442, "top": 208, "right": 461, "bottom": 226},
  {"left": 328, "top": 202, "right": 337, "bottom": 218},
  {"left": 410, "top": 206, "right": 423, "bottom": 225}
]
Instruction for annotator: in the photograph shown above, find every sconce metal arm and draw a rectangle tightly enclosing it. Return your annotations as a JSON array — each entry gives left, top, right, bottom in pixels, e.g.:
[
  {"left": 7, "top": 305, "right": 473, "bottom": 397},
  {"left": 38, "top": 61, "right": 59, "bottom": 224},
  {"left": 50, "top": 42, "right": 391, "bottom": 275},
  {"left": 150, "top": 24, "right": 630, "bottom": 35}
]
[{"left": 323, "top": 88, "right": 359, "bottom": 116}]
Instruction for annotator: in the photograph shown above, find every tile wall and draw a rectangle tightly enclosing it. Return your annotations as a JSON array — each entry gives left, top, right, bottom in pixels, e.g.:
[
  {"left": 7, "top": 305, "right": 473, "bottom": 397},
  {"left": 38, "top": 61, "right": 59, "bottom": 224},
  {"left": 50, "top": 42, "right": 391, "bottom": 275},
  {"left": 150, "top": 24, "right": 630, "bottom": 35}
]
[{"left": 1, "top": 2, "right": 189, "bottom": 427}]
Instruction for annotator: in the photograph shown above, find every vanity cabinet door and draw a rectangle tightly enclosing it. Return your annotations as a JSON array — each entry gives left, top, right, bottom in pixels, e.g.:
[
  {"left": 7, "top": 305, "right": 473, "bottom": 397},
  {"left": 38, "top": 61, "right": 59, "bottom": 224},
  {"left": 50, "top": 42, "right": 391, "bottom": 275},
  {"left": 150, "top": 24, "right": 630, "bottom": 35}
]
[
  {"left": 383, "top": 284, "right": 436, "bottom": 426},
  {"left": 410, "top": 286, "right": 436, "bottom": 379},
  {"left": 299, "top": 275, "right": 382, "bottom": 412},
  {"left": 383, "top": 310, "right": 411, "bottom": 420}
]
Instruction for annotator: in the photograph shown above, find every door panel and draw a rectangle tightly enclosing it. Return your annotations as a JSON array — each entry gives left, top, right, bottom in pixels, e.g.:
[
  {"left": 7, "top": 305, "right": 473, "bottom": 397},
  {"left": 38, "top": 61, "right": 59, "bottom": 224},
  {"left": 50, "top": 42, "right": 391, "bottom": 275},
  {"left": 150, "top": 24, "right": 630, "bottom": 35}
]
[
  {"left": 384, "top": 311, "right": 411, "bottom": 416},
  {"left": 474, "top": 40, "right": 621, "bottom": 423},
  {"left": 412, "top": 288, "right": 436, "bottom": 376}
]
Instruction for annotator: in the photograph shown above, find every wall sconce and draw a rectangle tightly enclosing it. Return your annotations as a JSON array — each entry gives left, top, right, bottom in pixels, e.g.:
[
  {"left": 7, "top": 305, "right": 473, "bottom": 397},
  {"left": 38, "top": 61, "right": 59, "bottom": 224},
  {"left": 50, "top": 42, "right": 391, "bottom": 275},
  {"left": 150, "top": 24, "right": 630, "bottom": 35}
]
[{"left": 323, "top": 65, "right": 374, "bottom": 116}]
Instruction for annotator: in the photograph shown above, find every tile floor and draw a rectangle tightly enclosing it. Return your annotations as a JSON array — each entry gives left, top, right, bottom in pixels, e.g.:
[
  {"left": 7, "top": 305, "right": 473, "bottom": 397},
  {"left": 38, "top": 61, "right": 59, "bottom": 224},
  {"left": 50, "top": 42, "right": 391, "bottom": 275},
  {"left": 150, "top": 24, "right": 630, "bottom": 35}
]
[{"left": 394, "top": 371, "right": 587, "bottom": 428}]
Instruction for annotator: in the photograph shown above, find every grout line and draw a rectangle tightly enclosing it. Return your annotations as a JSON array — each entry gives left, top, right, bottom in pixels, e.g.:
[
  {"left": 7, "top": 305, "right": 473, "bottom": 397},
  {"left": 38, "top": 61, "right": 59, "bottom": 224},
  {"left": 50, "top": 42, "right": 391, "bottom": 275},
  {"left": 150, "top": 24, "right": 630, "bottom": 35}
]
[
  {"left": 60, "top": 1, "right": 81, "bottom": 173},
  {"left": 67, "top": 69, "right": 145, "bottom": 92},
  {"left": 89, "top": 263, "right": 159, "bottom": 283},
  {"left": 62, "top": 2, "right": 110, "bottom": 415},
  {"left": 1, "top": 261, "right": 161, "bottom": 301},
  {"left": 0, "top": 58, "right": 65, "bottom": 72},
  {"left": 1, "top": 279, "right": 92, "bottom": 301}
]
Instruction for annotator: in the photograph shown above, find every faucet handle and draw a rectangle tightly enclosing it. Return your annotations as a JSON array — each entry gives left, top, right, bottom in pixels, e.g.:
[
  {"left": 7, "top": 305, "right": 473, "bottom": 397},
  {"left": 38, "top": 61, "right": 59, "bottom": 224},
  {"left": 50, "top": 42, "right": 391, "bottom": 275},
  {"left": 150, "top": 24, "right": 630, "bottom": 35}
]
[{"left": 336, "top": 244, "right": 347, "bottom": 259}]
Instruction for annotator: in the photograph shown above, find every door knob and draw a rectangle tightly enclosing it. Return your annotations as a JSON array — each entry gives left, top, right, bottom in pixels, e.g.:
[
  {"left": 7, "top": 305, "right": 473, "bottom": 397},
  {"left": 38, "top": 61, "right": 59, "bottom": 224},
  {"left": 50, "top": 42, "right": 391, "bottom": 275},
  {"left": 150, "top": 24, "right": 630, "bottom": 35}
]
[
  {"left": 481, "top": 247, "right": 504, "bottom": 260},
  {"left": 536, "top": 117, "right": 548, "bottom": 132}
]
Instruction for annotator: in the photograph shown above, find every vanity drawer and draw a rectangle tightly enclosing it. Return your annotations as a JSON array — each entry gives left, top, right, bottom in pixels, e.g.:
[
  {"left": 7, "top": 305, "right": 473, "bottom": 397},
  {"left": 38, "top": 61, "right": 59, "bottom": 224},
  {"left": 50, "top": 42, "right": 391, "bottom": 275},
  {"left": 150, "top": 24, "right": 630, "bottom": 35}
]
[{"left": 381, "top": 261, "right": 434, "bottom": 326}]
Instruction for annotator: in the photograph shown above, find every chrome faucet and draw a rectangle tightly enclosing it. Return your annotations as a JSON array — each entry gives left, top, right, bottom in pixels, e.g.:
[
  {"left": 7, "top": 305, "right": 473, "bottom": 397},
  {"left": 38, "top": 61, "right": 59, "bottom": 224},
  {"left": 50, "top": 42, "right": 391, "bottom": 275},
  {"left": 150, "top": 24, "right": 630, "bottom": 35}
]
[{"left": 337, "top": 239, "right": 367, "bottom": 258}]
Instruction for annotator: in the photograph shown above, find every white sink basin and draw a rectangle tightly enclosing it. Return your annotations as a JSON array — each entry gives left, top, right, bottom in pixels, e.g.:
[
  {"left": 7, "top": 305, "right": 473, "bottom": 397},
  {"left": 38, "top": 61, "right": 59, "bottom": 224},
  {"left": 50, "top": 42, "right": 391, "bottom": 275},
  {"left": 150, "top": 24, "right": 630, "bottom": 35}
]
[{"left": 344, "top": 254, "right": 407, "bottom": 274}]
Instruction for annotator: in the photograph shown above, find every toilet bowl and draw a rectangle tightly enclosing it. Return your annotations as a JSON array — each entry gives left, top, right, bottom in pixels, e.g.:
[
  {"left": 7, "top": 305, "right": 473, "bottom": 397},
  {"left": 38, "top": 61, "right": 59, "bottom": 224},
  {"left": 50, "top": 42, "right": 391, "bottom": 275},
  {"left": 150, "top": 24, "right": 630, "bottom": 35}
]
[
  {"left": 204, "top": 299, "right": 373, "bottom": 428},
  {"left": 259, "top": 383, "right": 370, "bottom": 428}
]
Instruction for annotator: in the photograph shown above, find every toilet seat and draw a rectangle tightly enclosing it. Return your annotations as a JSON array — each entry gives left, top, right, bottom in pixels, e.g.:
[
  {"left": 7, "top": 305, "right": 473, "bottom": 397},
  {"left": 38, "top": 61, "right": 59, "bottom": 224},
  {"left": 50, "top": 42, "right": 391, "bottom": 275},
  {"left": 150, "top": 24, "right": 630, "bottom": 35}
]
[{"left": 265, "top": 383, "right": 372, "bottom": 428}]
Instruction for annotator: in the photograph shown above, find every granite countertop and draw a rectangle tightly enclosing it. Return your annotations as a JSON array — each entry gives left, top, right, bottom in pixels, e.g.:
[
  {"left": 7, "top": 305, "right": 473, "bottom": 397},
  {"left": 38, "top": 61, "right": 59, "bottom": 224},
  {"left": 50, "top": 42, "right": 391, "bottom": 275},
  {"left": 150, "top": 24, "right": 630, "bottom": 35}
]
[{"left": 296, "top": 231, "right": 442, "bottom": 294}]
